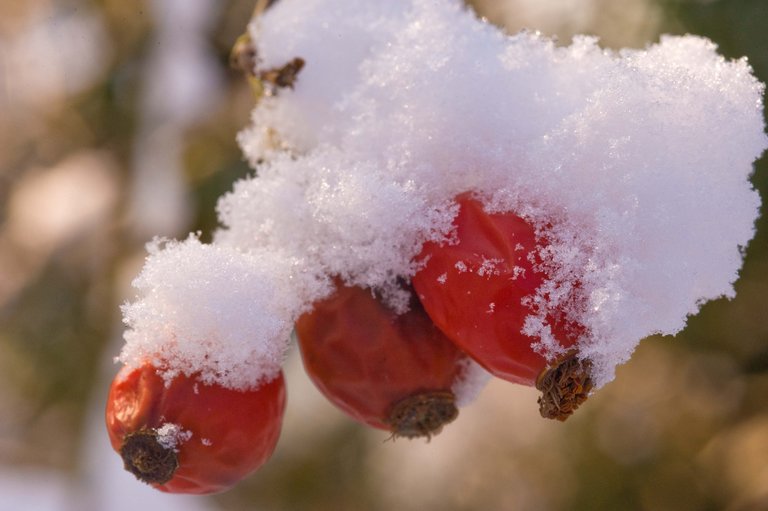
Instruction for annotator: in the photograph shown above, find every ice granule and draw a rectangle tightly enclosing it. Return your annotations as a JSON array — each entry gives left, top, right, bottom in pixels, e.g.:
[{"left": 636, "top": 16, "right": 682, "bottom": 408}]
[
  {"left": 155, "top": 423, "right": 192, "bottom": 452},
  {"left": 476, "top": 257, "right": 503, "bottom": 278},
  {"left": 453, "top": 261, "right": 468, "bottom": 273}
]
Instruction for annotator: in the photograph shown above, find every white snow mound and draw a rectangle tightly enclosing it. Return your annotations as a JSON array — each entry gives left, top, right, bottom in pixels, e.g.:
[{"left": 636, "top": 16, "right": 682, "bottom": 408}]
[{"left": 122, "top": 0, "right": 766, "bottom": 390}]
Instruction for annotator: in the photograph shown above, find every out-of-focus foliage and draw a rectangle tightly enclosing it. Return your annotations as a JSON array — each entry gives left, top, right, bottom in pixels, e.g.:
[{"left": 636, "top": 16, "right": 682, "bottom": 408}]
[{"left": 0, "top": 0, "right": 766, "bottom": 510}]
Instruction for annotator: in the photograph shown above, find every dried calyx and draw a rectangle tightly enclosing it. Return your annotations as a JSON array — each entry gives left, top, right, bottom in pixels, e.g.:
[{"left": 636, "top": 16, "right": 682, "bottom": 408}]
[
  {"left": 536, "top": 353, "right": 593, "bottom": 421},
  {"left": 229, "top": 34, "right": 305, "bottom": 97},
  {"left": 120, "top": 429, "right": 179, "bottom": 485},
  {"left": 259, "top": 57, "right": 305, "bottom": 93},
  {"left": 386, "top": 390, "right": 458, "bottom": 440}
]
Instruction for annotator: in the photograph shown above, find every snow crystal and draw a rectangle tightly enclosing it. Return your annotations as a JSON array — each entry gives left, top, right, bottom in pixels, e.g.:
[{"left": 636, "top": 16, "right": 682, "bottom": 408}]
[
  {"left": 476, "top": 257, "right": 503, "bottom": 278},
  {"left": 122, "top": 0, "right": 766, "bottom": 392},
  {"left": 155, "top": 423, "right": 192, "bottom": 451},
  {"left": 453, "top": 261, "right": 468, "bottom": 273}
]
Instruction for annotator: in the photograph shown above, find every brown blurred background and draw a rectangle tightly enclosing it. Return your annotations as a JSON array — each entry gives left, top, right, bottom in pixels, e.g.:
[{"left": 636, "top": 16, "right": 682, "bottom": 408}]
[{"left": 0, "top": 0, "right": 766, "bottom": 510}]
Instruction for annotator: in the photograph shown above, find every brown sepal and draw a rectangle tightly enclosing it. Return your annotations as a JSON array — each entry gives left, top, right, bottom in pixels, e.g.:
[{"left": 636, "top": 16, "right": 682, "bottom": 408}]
[
  {"left": 386, "top": 390, "right": 458, "bottom": 440},
  {"left": 536, "top": 353, "right": 593, "bottom": 421},
  {"left": 120, "top": 429, "right": 179, "bottom": 485}
]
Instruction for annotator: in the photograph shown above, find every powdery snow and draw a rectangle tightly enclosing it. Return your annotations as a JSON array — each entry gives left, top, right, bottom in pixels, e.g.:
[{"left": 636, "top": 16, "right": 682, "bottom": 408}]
[
  {"left": 155, "top": 423, "right": 193, "bottom": 452},
  {"left": 120, "top": 0, "right": 765, "bottom": 392},
  {"left": 119, "top": 236, "right": 315, "bottom": 389}
]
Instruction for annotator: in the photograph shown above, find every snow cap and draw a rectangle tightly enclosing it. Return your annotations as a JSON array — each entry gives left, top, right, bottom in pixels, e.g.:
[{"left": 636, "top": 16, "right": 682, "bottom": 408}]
[{"left": 123, "top": 0, "right": 766, "bottom": 391}]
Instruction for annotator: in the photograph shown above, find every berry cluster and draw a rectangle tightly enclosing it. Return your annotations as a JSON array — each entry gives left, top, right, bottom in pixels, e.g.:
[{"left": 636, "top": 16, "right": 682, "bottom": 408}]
[
  {"left": 105, "top": 192, "right": 591, "bottom": 494},
  {"left": 103, "top": 0, "right": 765, "bottom": 497}
]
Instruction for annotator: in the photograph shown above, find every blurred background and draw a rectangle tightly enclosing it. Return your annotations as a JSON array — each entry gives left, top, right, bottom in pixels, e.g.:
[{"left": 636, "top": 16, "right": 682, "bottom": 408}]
[{"left": 0, "top": 0, "right": 766, "bottom": 509}]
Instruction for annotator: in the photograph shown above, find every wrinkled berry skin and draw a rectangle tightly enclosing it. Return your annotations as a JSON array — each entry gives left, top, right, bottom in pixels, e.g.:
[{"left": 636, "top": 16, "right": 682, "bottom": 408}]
[
  {"left": 296, "top": 283, "right": 467, "bottom": 437},
  {"left": 106, "top": 363, "right": 286, "bottom": 494},
  {"left": 413, "top": 194, "right": 581, "bottom": 386}
]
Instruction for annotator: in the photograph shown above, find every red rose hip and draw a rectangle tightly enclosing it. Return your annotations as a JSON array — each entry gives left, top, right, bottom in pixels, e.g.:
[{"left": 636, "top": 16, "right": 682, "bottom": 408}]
[
  {"left": 413, "top": 194, "right": 592, "bottom": 420},
  {"left": 295, "top": 282, "right": 471, "bottom": 438},
  {"left": 105, "top": 363, "right": 286, "bottom": 494}
]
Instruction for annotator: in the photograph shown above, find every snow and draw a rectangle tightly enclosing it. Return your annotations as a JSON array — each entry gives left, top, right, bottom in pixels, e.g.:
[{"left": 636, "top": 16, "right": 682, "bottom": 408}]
[
  {"left": 81, "top": 375, "right": 218, "bottom": 511},
  {"left": 119, "top": 236, "right": 308, "bottom": 389},
  {"left": 452, "top": 359, "right": 493, "bottom": 407},
  {"left": 120, "top": 0, "right": 765, "bottom": 392},
  {"left": 155, "top": 423, "right": 193, "bottom": 451}
]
